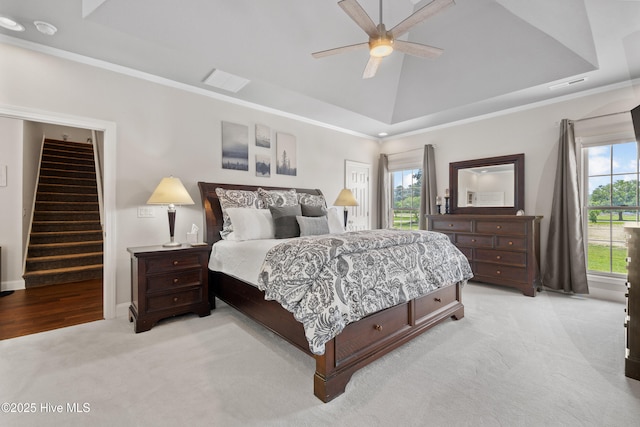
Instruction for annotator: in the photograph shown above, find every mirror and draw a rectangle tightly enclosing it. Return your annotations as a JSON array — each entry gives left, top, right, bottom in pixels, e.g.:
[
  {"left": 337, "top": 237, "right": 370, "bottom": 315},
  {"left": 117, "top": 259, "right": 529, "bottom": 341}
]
[{"left": 449, "top": 153, "right": 524, "bottom": 215}]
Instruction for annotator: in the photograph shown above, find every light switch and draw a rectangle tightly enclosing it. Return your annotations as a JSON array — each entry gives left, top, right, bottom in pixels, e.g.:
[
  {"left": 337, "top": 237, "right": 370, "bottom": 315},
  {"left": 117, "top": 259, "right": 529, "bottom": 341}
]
[{"left": 137, "top": 206, "right": 155, "bottom": 218}]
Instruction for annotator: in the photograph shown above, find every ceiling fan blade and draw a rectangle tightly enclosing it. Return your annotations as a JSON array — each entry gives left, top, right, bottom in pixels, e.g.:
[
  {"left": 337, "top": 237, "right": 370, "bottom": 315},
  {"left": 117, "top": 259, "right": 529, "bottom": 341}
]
[
  {"left": 390, "top": 0, "right": 454, "bottom": 39},
  {"left": 363, "top": 56, "right": 382, "bottom": 79},
  {"left": 394, "top": 40, "right": 443, "bottom": 58},
  {"left": 338, "top": 0, "right": 379, "bottom": 39},
  {"left": 312, "top": 42, "right": 369, "bottom": 58}
]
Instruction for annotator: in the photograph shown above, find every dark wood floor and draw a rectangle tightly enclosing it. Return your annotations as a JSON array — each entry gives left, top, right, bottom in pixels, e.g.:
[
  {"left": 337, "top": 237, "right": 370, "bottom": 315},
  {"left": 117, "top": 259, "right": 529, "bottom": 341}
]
[{"left": 0, "top": 278, "right": 103, "bottom": 340}]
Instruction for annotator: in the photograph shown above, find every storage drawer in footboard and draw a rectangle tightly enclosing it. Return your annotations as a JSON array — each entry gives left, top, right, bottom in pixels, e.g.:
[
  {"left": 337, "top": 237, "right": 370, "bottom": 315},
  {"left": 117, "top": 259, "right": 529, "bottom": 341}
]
[
  {"left": 414, "top": 285, "right": 458, "bottom": 322},
  {"left": 335, "top": 302, "right": 411, "bottom": 366}
]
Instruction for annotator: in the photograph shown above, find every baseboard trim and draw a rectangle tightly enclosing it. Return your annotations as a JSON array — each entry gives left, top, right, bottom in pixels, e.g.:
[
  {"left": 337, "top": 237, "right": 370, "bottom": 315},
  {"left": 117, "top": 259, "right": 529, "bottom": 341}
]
[
  {"left": 116, "top": 302, "right": 130, "bottom": 319},
  {"left": 1, "top": 279, "right": 26, "bottom": 292}
]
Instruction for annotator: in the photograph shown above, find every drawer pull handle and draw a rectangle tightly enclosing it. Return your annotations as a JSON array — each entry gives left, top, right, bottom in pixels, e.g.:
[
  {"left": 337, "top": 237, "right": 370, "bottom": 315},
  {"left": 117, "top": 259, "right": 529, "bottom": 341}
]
[
  {"left": 496, "top": 270, "right": 501, "bottom": 275},
  {"left": 434, "top": 297, "right": 442, "bottom": 302},
  {"left": 173, "top": 260, "right": 179, "bottom": 266},
  {"left": 496, "top": 255, "right": 501, "bottom": 260},
  {"left": 496, "top": 225, "right": 502, "bottom": 229},
  {"left": 508, "top": 241, "right": 513, "bottom": 246},
  {"left": 373, "top": 324, "right": 383, "bottom": 331},
  {"left": 471, "top": 239, "right": 476, "bottom": 243},
  {"left": 173, "top": 278, "right": 179, "bottom": 284},
  {"left": 448, "top": 224, "right": 454, "bottom": 227},
  {"left": 173, "top": 297, "right": 179, "bottom": 302}
]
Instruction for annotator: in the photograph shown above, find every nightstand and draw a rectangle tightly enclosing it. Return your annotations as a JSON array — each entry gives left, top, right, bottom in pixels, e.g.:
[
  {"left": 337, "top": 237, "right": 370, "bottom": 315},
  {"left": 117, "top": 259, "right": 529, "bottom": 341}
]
[{"left": 128, "top": 244, "right": 211, "bottom": 333}]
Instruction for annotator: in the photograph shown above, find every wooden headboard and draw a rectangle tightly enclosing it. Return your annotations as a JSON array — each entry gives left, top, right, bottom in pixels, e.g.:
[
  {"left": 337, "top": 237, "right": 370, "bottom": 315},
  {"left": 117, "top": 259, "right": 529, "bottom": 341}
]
[{"left": 197, "top": 182, "right": 324, "bottom": 244}]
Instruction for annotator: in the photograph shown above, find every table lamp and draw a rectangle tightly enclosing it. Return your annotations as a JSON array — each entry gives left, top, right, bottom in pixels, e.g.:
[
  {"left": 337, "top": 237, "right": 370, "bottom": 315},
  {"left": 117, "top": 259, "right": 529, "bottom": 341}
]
[
  {"left": 147, "top": 176, "right": 195, "bottom": 247},
  {"left": 333, "top": 188, "right": 359, "bottom": 228}
]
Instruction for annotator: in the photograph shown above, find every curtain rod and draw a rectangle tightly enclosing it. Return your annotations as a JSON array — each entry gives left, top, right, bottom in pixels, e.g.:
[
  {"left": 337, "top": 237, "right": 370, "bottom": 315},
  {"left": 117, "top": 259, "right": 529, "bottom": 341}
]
[
  {"left": 571, "top": 110, "right": 630, "bottom": 124},
  {"left": 385, "top": 145, "right": 435, "bottom": 157}
]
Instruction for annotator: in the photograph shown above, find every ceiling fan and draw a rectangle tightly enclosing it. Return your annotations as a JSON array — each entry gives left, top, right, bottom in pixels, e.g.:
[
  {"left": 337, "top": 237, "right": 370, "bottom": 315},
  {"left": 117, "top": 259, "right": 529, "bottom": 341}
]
[{"left": 312, "top": 0, "right": 454, "bottom": 79}]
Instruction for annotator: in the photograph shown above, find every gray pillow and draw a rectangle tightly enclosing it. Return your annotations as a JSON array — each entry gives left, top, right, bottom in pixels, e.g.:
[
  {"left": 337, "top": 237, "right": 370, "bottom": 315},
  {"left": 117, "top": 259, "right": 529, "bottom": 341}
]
[
  {"left": 296, "top": 215, "right": 330, "bottom": 236},
  {"left": 270, "top": 204, "right": 302, "bottom": 238},
  {"left": 301, "top": 204, "right": 327, "bottom": 217}
]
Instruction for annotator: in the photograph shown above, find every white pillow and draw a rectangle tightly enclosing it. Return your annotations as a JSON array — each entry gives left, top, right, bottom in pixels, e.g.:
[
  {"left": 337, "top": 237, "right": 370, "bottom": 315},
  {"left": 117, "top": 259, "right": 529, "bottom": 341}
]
[
  {"left": 327, "top": 207, "right": 345, "bottom": 234},
  {"left": 225, "top": 208, "right": 275, "bottom": 241}
]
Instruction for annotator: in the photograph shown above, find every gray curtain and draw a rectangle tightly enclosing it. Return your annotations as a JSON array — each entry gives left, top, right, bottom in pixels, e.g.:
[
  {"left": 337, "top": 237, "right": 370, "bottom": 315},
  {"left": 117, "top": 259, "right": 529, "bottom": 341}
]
[
  {"left": 419, "top": 144, "right": 437, "bottom": 230},
  {"left": 377, "top": 153, "right": 391, "bottom": 229},
  {"left": 543, "top": 119, "right": 589, "bottom": 293}
]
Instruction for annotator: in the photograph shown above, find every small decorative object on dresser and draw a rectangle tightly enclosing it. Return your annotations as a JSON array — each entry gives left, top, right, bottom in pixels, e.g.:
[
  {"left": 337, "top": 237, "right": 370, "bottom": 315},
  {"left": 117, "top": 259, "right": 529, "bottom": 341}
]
[
  {"left": 427, "top": 214, "right": 542, "bottom": 296},
  {"left": 624, "top": 226, "right": 640, "bottom": 381},
  {"left": 128, "top": 244, "right": 211, "bottom": 332}
]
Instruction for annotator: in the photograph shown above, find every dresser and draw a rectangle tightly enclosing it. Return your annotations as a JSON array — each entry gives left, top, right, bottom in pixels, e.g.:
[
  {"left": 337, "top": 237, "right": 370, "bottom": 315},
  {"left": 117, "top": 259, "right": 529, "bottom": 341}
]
[
  {"left": 624, "top": 226, "right": 640, "bottom": 380},
  {"left": 128, "top": 245, "right": 211, "bottom": 332},
  {"left": 426, "top": 214, "right": 542, "bottom": 296}
]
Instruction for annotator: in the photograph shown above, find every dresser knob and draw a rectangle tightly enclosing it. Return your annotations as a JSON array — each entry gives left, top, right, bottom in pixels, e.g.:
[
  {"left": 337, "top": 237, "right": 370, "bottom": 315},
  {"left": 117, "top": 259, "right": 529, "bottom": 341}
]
[
  {"left": 373, "top": 324, "right": 383, "bottom": 331},
  {"left": 434, "top": 297, "right": 442, "bottom": 302},
  {"left": 496, "top": 255, "right": 501, "bottom": 260},
  {"left": 496, "top": 225, "right": 502, "bottom": 229},
  {"left": 448, "top": 224, "right": 454, "bottom": 227},
  {"left": 173, "top": 278, "right": 179, "bottom": 284},
  {"left": 471, "top": 239, "right": 476, "bottom": 243},
  {"left": 508, "top": 241, "right": 513, "bottom": 246},
  {"left": 173, "top": 297, "right": 178, "bottom": 303},
  {"left": 496, "top": 270, "right": 501, "bottom": 275},
  {"left": 173, "top": 260, "right": 179, "bottom": 266}
]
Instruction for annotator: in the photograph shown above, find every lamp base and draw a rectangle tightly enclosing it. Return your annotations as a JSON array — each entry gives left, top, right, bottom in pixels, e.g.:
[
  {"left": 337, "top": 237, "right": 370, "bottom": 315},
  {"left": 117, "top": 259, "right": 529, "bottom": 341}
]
[{"left": 162, "top": 241, "right": 182, "bottom": 248}]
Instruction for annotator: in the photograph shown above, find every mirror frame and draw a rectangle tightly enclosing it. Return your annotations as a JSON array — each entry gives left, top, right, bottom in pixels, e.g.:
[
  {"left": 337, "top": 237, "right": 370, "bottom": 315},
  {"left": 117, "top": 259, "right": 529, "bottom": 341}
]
[{"left": 449, "top": 153, "right": 525, "bottom": 215}]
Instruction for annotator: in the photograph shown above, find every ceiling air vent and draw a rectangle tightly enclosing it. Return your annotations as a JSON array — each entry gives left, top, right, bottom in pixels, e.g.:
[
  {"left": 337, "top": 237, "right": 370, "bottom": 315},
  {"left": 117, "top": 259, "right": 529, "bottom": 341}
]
[{"left": 203, "top": 69, "right": 250, "bottom": 93}]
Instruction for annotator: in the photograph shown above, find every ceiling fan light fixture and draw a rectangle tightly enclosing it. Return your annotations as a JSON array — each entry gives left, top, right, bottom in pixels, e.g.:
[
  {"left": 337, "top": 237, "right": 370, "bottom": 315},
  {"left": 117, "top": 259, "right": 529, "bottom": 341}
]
[{"left": 369, "top": 38, "right": 393, "bottom": 57}]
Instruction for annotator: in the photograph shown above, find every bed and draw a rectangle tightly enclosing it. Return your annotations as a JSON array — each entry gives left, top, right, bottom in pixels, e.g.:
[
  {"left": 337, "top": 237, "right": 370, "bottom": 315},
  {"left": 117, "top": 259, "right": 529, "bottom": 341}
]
[{"left": 198, "top": 182, "right": 472, "bottom": 402}]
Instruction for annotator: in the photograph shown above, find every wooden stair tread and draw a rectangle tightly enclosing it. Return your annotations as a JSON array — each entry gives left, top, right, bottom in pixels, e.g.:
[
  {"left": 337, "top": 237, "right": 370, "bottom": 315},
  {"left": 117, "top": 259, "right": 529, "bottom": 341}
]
[
  {"left": 23, "top": 264, "right": 103, "bottom": 277},
  {"left": 30, "top": 230, "right": 101, "bottom": 236},
  {"left": 28, "top": 240, "right": 103, "bottom": 248},
  {"left": 26, "top": 252, "right": 103, "bottom": 262}
]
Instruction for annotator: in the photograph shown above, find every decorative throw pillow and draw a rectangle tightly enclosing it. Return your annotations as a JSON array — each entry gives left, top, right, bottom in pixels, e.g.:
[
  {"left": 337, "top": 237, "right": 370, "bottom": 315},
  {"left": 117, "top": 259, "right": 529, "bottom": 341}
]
[
  {"left": 215, "top": 188, "right": 263, "bottom": 239},
  {"left": 297, "top": 216, "right": 330, "bottom": 236},
  {"left": 269, "top": 204, "right": 302, "bottom": 239},
  {"left": 301, "top": 204, "right": 327, "bottom": 217},
  {"left": 297, "top": 193, "right": 326, "bottom": 207},
  {"left": 225, "top": 208, "right": 275, "bottom": 241},
  {"left": 257, "top": 188, "right": 298, "bottom": 208}
]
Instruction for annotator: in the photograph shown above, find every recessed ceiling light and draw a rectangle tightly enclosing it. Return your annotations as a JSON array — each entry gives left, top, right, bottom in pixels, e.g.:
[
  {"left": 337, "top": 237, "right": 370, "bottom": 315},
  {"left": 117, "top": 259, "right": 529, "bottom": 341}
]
[
  {"left": 0, "top": 16, "right": 25, "bottom": 31},
  {"left": 378, "top": 132, "right": 388, "bottom": 137},
  {"left": 34, "top": 20, "right": 57, "bottom": 36}
]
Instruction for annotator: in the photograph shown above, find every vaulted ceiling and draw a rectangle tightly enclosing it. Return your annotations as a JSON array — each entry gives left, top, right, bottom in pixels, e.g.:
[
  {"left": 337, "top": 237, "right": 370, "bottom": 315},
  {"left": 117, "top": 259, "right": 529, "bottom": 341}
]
[{"left": 1, "top": 0, "right": 639, "bottom": 137}]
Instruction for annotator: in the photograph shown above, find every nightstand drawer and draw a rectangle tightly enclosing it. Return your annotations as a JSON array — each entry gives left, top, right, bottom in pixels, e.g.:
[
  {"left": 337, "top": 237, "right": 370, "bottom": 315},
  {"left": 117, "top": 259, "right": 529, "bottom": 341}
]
[
  {"left": 144, "top": 253, "right": 202, "bottom": 274},
  {"left": 146, "top": 269, "right": 203, "bottom": 292},
  {"left": 147, "top": 287, "right": 203, "bottom": 312}
]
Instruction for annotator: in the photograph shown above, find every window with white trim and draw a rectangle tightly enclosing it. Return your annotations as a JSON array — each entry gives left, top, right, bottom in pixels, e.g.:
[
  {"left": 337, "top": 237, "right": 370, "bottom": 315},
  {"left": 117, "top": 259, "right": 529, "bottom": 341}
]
[
  {"left": 583, "top": 136, "right": 638, "bottom": 276},
  {"left": 391, "top": 168, "right": 422, "bottom": 230}
]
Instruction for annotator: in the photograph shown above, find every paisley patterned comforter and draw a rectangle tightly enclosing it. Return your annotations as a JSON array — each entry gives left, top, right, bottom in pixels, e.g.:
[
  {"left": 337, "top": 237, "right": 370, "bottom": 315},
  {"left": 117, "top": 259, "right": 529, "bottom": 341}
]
[{"left": 257, "top": 229, "right": 473, "bottom": 355}]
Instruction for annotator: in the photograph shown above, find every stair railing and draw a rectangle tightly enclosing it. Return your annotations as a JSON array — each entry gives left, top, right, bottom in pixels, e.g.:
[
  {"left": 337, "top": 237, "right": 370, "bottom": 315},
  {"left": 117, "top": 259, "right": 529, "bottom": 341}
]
[{"left": 91, "top": 130, "right": 105, "bottom": 234}]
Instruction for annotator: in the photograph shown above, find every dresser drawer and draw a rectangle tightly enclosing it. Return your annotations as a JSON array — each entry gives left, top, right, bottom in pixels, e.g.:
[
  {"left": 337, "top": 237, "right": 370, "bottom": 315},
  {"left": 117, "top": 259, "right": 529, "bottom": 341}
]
[
  {"left": 414, "top": 285, "right": 457, "bottom": 320},
  {"left": 475, "top": 263, "right": 528, "bottom": 283},
  {"left": 457, "top": 234, "right": 493, "bottom": 248},
  {"left": 475, "top": 249, "right": 526, "bottom": 267},
  {"left": 495, "top": 236, "right": 526, "bottom": 250},
  {"left": 430, "top": 219, "right": 472, "bottom": 232},
  {"left": 146, "top": 287, "right": 204, "bottom": 313},
  {"left": 476, "top": 220, "right": 526, "bottom": 236},
  {"left": 336, "top": 302, "right": 410, "bottom": 364},
  {"left": 146, "top": 269, "right": 203, "bottom": 293},
  {"left": 144, "top": 253, "right": 202, "bottom": 274}
]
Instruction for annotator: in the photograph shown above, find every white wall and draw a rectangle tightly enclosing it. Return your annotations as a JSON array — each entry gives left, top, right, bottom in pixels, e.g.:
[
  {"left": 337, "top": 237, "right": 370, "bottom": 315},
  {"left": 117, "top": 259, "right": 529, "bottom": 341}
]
[
  {"left": 382, "top": 82, "right": 640, "bottom": 297},
  {"left": 0, "top": 42, "right": 379, "bottom": 305},
  {"left": 0, "top": 117, "right": 24, "bottom": 291}
]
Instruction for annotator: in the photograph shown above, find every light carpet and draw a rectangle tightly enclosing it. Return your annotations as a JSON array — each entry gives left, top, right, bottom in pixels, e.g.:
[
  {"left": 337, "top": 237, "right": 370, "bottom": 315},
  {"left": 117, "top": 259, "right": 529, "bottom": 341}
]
[{"left": 1, "top": 282, "right": 639, "bottom": 427}]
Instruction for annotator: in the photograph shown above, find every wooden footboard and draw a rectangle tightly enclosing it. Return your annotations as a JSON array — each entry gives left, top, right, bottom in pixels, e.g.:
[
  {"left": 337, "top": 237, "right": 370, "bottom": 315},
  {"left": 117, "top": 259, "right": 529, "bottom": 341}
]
[{"left": 210, "top": 270, "right": 464, "bottom": 402}]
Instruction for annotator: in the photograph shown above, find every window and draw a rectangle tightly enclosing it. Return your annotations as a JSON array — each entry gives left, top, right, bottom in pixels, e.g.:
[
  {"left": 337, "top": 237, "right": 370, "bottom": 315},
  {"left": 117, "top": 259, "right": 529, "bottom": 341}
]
[
  {"left": 584, "top": 140, "right": 639, "bottom": 275},
  {"left": 391, "top": 168, "right": 421, "bottom": 230}
]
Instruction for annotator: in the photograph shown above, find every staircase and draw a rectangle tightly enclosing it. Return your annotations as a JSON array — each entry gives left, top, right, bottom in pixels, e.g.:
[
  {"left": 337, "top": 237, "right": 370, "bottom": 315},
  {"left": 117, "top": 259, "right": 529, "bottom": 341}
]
[{"left": 23, "top": 139, "right": 103, "bottom": 288}]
